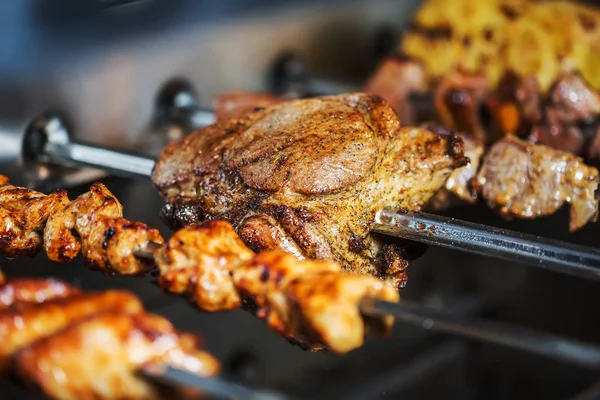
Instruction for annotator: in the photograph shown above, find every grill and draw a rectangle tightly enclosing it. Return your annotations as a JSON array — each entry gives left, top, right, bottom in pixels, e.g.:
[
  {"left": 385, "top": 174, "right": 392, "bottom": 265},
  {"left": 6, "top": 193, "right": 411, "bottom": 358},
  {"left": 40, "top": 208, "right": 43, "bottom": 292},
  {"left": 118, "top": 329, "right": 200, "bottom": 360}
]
[{"left": 1, "top": 1, "right": 600, "bottom": 399}]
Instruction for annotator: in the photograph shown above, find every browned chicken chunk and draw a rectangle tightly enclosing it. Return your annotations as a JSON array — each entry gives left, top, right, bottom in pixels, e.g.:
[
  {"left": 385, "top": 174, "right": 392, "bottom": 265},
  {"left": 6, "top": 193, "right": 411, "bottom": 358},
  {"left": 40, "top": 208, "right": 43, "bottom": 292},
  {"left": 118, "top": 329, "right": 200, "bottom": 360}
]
[
  {"left": 44, "top": 182, "right": 164, "bottom": 275},
  {"left": 214, "top": 91, "right": 284, "bottom": 121},
  {"left": 15, "top": 311, "right": 220, "bottom": 400},
  {"left": 0, "top": 290, "right": 142, "bottom": 369},
  {"left": 0, "top": 278, "right": 79, "bottom": 310},
  {"left": 474, "top": 135, "right": 599, "bottom": 231},
  {"left": 155, "top": 221, "right": 254, "bottom": 311},
  {"left": 234, "top": 250, "right": 399, "bottom": 354},
  {"left": 155, "top": 220, "right": 400, "bottom": 354},
  {"left": 153, "top": 93, "right": 466, "bottom": 288},
  {"left": 0, "top": 176, "right": 70, "bottom": 257}
]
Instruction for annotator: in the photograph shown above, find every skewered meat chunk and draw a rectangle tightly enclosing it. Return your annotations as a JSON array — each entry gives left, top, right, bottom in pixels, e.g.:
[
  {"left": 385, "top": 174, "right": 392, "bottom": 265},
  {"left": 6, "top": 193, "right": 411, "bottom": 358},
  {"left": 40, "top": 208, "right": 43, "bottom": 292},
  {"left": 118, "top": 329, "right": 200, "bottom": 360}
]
[
  {"left": 0, "top": 278, "right": 79, "bottom": 310},
  {"left": 15, "top": 312, "right": 220, "bottom": 400},
  {"left": 363, "top": 56, "right": 429, "bottom": 125},
  {"left": 234, "top": 250, "right": 399, "bottom": 354},
  {"left": 155, "top": 220, "right": 400, "bottom": 354},
  {"left": 474, "top": 135, "right": 599, "bottom": 231},
  {"left": 0, "top": 176, "right": 70, "bottom": 257},
  {"left": 434, "top": 70, "right": 489, "bottom": 144},
  {"left": 155, "top": 220, "right": 253, "bottom": 311},
  {"left": 153, "top": 93, "right": 466, "bottom": 288},
  {"left": 44, "top": 182, "right": 164, "bottom": 275},
  {"left": 0, "top": 290, "right": 142, "bottom": 369},
  {"left": 214, "top": 91, "right": 283, "bottom": 121}
]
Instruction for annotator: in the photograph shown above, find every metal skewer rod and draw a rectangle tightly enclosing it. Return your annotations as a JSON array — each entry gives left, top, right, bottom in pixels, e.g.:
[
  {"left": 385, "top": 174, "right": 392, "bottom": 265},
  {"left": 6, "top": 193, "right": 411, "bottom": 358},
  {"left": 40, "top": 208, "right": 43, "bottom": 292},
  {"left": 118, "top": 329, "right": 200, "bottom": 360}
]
[
  {"left": 142, "top": 365, "right": 293, "bottom": 400},
  {"left": 27, "top": 115, "right": 600, "bottom": 281},
  {"left": 133, "top": 239, "right": 600, "bottom": 371},
  {"left": 360, "top": 299, "right": 600, "bottom": 370},
  {"left": 374, "top": 209, "right": 600, "bottom": 281}
]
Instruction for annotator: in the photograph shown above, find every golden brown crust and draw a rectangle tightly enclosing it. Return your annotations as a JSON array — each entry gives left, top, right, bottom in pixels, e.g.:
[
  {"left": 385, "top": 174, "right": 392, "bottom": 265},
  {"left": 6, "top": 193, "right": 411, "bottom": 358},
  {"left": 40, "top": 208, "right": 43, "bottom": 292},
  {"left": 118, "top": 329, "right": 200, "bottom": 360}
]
[
  {"left": 155, "top": 220, "right": 400, "bottom": 354},
  {"left": 153, "top": 93, "right": 465, "bottom": 287},
  {"left": 43, "top": 182, "right": 164, "bottom": 275},
  {"left": 0, "top": 178, "right": 70, "bottom": 257},
  {"left": 15, "top": 312, "right": 219, "bottom": 400},
  {"left": 0, "top": 278, "right": 80, "bottom": 311},
  {"left": 155, "top": 221, "right": 253, "bottom": 312},
  {"left": 0, "top": 290, "right": 143, "bottom": 369}
]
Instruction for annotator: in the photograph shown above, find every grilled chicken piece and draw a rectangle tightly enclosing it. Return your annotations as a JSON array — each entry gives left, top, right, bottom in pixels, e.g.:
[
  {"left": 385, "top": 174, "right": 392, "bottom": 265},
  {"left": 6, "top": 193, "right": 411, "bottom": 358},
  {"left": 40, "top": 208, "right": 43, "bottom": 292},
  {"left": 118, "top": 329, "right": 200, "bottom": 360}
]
[
  {"left": 0, "top": 278, "right": 79, "bottom": 310},
  {"left": 0, "top": 176, "right": 70, "bottom": 257},
  {"left": 214, "top": 91, "right": 283, "bottom": 121},
  {"left": 153, "top": 93, "right": 466, "bottom": 288},
  {"left": 363, "top": 56, "right": 430, "bottom": 125},
  {"left": 44, "top": 182, "right": 164, "bottom": 275},
  {"left": 15, "top": 312, "right": 219, "bottom": 400},
  {"left": 0, "top": 290, "right": 142, "bottom": 369},
  {"left": 155, "top": 220, "right": 399, "bottom": 354},
  {"left": 474, "top": 135, "right": 599, "bottom": 231},
  {"left": 234, "top": 250, "right": 399, "bottom": 354},
  {"left": 155, "top": 221, "right": 253, "bottom": 311}
]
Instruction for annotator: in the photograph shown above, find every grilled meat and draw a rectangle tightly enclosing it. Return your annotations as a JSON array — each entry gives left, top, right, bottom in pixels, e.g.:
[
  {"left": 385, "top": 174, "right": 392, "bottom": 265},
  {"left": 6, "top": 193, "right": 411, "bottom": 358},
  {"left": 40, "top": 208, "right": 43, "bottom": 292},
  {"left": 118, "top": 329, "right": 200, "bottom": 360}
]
[
  {"left": 434, "top": 70, "right": 490, "bottom": 144},
  {"left": 155, "top": 220, "right": 400, "bottom": 354},
  {"left": 234, "top": 249, "right": 398, "bottom": 354},
  {"left": 0, "top": 178, "right": 70, "bottom": 257},
  {"left": 0, "top": 279, "right": 79, "bottom": 310},
  {"left": 152, "top": 93, "right": 466, "bottom": 288},
  {"left": 214, "top": 91, "right": 283, "bottom": 121},
  {"left": 43, "top": 182, "right": 164, "bottom": 275},
  {"left": 474, "top": 135, "right": 599, "bottom": 231},
  {"left": 363, "top": 56, "right": 429, "bottom": 125},
  {"left": 0, "top": 290, "right": 143, "bottom": 369},
  {"left": 425, "top": 124, "right": 483, "bottom": 210},
  {"left": 155, "top": 220, "right": 253, "bottom": 312},
  {"left": 15, "top": 312, "right": 219, "bottom": 400}
]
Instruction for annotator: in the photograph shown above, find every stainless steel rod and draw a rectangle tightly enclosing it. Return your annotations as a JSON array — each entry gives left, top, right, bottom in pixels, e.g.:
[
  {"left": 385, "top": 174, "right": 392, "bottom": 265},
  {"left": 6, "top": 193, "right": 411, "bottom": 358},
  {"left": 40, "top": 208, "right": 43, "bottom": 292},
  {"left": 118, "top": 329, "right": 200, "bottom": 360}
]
[
  {"left": 361, "top": 299, "right": 600, "bottom": 370},
  {"left": 142, "top": 365, "right": 293, "bottom": 400},
  {"left": 374, "top": 209, "right": 600, "bottom": 281},
  {"left": 31, "top": 115, "right": 600, "bottom": 281}
]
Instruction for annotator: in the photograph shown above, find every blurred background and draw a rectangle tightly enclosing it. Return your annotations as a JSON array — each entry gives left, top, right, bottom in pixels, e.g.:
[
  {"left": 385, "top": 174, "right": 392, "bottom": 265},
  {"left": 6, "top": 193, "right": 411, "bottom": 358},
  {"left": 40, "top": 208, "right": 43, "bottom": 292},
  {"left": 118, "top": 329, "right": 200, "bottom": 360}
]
[{"left": 1, "top": 1, "right": 600, "bottom": 399}]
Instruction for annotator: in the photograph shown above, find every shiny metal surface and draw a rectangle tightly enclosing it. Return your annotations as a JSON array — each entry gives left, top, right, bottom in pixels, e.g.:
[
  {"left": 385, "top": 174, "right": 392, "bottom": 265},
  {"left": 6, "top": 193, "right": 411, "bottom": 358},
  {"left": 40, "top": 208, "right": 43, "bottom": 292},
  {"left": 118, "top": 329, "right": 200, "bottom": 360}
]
[
  {"left": 375, "top": 209, "right": 600, "bottom": 281},
  {"left": 361, "top": 299, "right": 600, "bottom": 370},
  {"left": 143, "top": 366, "right": 294, "bottom": 400}
]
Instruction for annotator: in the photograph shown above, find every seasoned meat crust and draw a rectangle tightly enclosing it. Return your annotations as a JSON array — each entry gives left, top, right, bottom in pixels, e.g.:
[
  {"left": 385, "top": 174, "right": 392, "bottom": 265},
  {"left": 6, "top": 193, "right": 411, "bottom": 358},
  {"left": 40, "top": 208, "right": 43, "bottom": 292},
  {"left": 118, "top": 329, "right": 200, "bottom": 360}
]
[
  {"left": 474, "top": 135, "right": 599, "bottom": 231},
  {"left": 152, "top": 93, "right": 466, "bottom": 288}
]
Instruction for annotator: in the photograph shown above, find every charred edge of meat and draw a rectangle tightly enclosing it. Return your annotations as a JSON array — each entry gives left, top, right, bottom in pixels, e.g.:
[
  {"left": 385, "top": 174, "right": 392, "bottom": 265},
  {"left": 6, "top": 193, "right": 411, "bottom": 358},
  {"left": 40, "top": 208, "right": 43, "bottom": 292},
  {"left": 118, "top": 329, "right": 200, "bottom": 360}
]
[
  {"left": 348, "top": 234, "right": 368, "bottom": 254},
  {"left": 420, "top": 123, "right": 468, "bottom": 167}
]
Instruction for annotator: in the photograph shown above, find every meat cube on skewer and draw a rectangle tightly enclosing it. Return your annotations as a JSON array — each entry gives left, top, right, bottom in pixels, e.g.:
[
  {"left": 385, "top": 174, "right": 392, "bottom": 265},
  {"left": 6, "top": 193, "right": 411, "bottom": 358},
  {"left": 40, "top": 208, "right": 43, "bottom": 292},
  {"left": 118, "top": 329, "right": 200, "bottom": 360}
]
[
  {"left": 0, "top": 290, "right": 143, "bottom": 369},
  {"left": 153, "top": 93, "right": 467, "bottom": 288},
  {"left": 155, "top": 220, "right": 254, "bottom": 312},
  {"left": 15, "top": 312, "right": 219, "bottom": 400},
  {"left": 155, "top": 221, "right": 400, "bottom": 354},
  {"left": 44, "top": 182, "right": 164, "bottom": 275},
  {"left": 234, "top": 250, "right": 399, "bottom": 354},
  {"left": 474, "top": 134, "right": 599, "bottom": 231},
  {"left": 0, "top": 179, "right": 70, "bottom": 257},
  {"left": 0, "top": 279, "right": 80, "bottom": 311}
]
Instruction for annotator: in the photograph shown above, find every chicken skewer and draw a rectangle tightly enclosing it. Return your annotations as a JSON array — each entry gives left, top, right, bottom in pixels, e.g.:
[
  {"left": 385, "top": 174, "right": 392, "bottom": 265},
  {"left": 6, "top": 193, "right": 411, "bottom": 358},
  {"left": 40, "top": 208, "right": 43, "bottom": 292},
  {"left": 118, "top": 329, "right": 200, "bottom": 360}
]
[
  {"left": 0, "top": 274, "right": 294, "bottom": 400},
  {"left": 23, "top": 111, "right": 600, "bottom": 282},
  {"left": 1, "top": 178, "right": 600, "bottom": 366}
]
